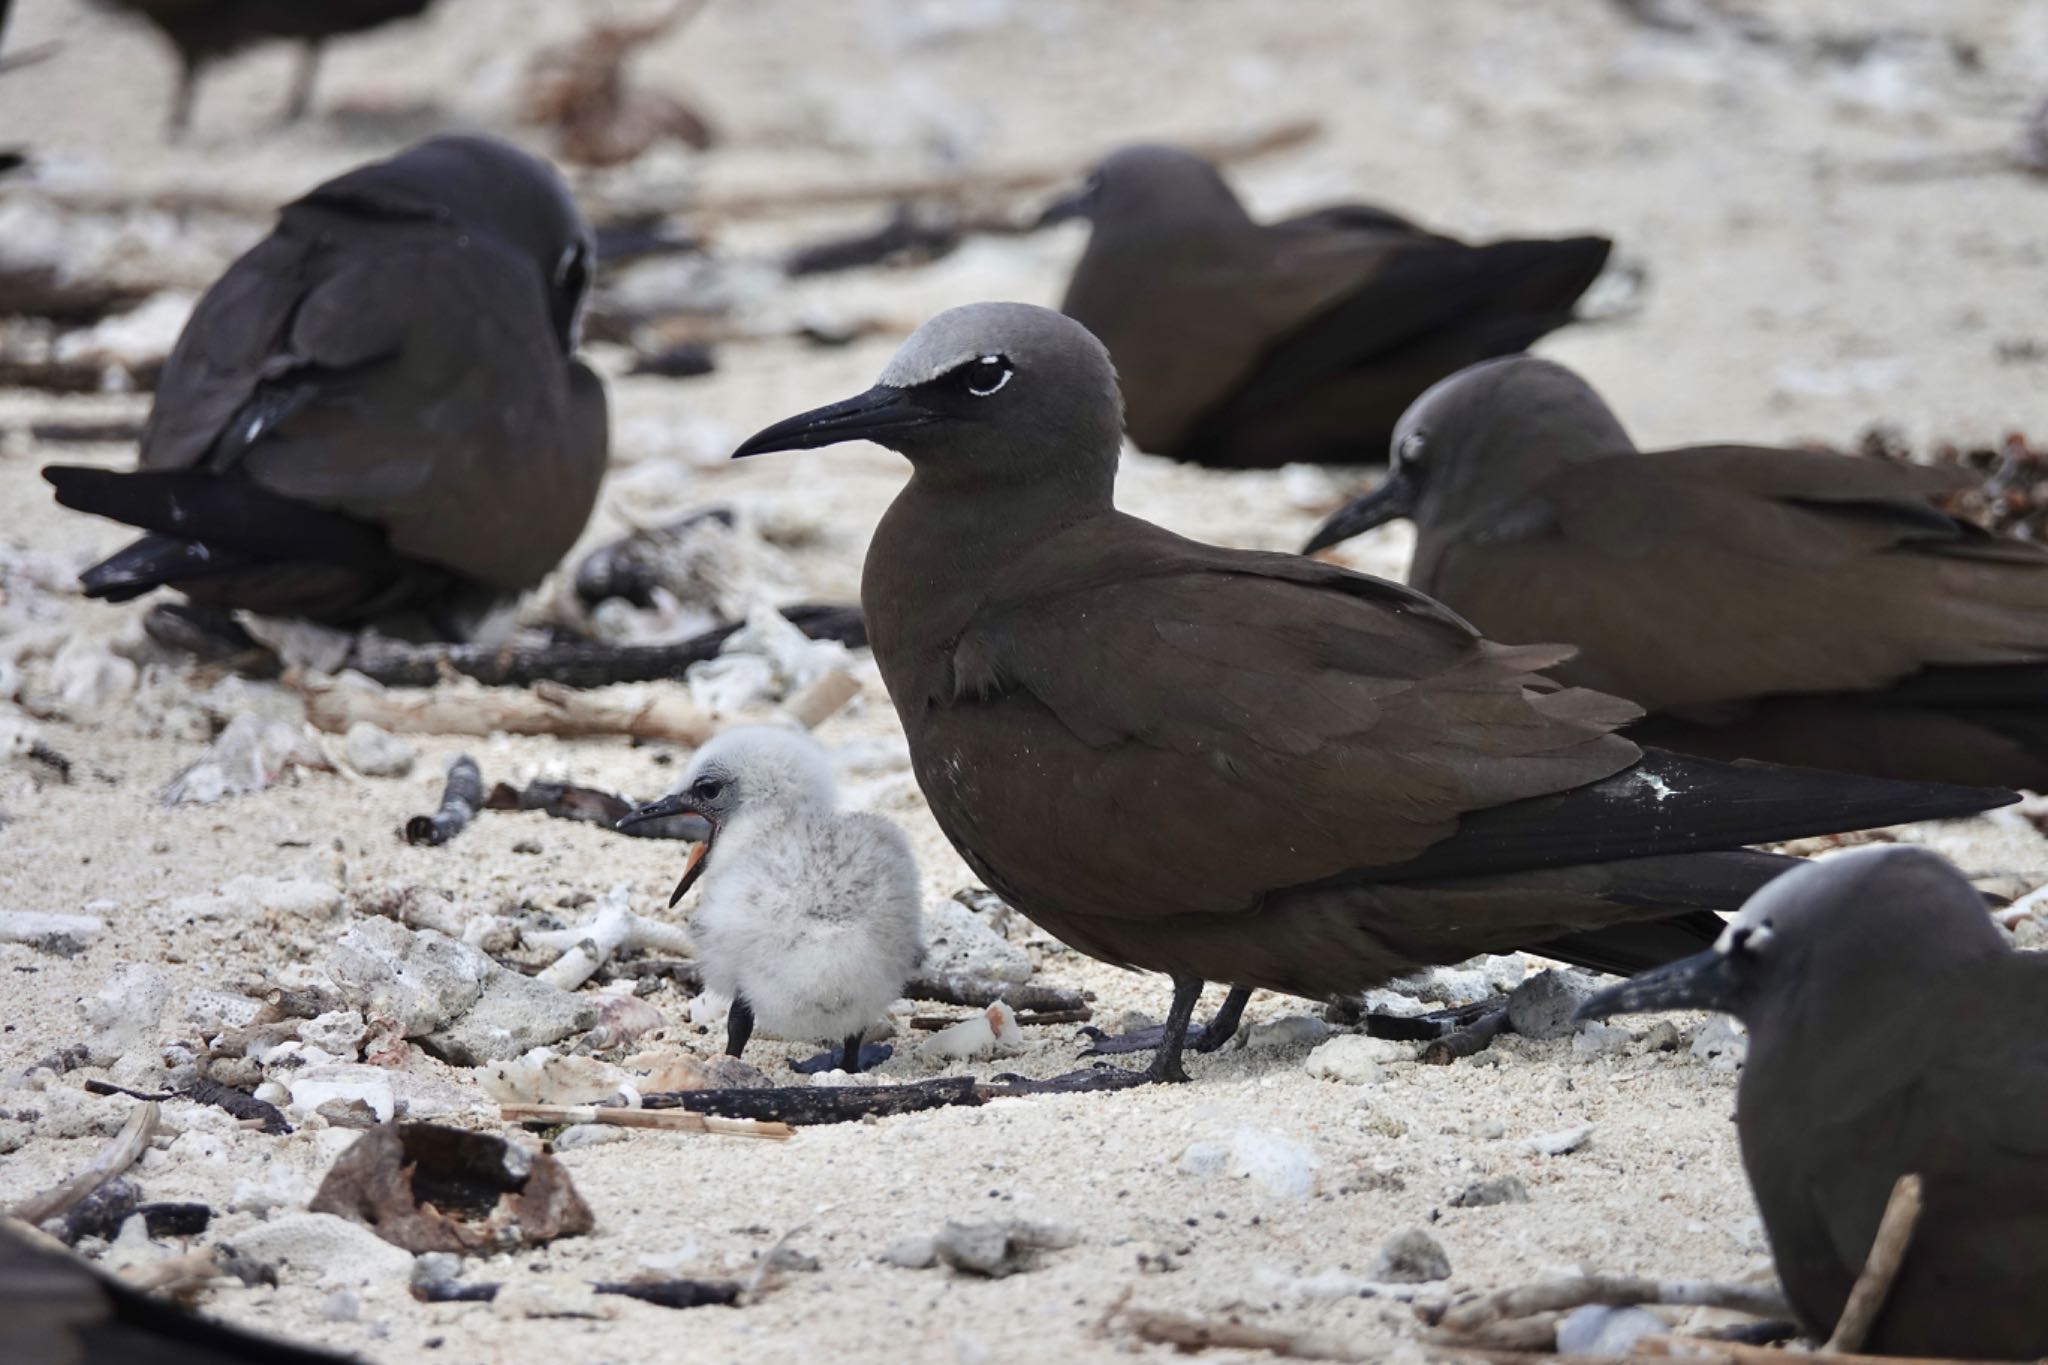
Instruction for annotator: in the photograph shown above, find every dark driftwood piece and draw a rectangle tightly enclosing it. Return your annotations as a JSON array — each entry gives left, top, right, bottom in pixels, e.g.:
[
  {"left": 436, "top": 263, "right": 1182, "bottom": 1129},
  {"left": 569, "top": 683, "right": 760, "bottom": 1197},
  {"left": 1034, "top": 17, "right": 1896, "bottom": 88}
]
[
  {"left": 642, "top": 1077, "right": 987, "bottom": 1126},
  {"left": 1419, "top": 1002, "right": 1511, "bottom": 1064},
  {"left": 344, "top": 603, "right": 866, "bottom": 689},
  {"left": 414, "top": 1277, "right": 740, "bottom": 1309},
  {"left": 85, "top": 1077, "right": 290, "bottom": 1135},
  {"left": 406, "top": 756, "right": 483, "bottom": 847}
]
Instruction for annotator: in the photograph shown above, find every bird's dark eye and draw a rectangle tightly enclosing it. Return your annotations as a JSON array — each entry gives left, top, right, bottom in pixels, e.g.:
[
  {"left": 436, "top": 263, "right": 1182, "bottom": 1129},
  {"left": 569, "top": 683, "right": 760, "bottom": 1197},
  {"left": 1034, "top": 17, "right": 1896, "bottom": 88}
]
[
  {"left": 690, "top": 776, "right": 726, "bottom": 801},
  {"left": 946, "top": 354, "right": 1013, "bottom": 398},
  {"left": 1397, "top": 431, "right": 1426, "bottom": 465},
  {"left": 555, "top": 242, "right": 590, "bottom": 293}
]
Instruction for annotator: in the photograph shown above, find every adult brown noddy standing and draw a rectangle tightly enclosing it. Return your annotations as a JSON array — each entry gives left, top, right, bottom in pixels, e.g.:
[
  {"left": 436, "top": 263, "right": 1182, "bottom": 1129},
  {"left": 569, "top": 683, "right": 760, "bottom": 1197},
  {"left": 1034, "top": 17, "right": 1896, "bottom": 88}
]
[
  {"left": 100, "top": 0, "right": 435, "bottom": 137},
  {"left": 730, "top": 302, "right": 2015, "bottom": 1087},
  {"left": 44, "top": 135, "right": 608, "bottom": 643},
  {"left": 1577, "top": 846, "right": 2048, "bottom": 1360},
  {"left": 0, "top": 1220, "right": 349, "bottom": 1363},
  {"left": 1044, "top": 144, "right": 1611, "bottom": 469},
  {"left": 1303, "top": 356, "right": 2048, "bottom": 788}
]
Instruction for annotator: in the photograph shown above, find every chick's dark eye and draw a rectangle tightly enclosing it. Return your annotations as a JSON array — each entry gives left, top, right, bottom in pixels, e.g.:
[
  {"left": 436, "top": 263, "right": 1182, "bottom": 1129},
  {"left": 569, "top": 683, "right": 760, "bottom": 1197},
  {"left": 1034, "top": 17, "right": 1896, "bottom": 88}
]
[
  {"left": 690, "top": 777, "right": 725, "bottom": 800},
  {"left": 555, "top": 243, "right": 589, "bottom": 292},
  {"left": 949, "top": 354, "right": 1013, "bottom": 398}
]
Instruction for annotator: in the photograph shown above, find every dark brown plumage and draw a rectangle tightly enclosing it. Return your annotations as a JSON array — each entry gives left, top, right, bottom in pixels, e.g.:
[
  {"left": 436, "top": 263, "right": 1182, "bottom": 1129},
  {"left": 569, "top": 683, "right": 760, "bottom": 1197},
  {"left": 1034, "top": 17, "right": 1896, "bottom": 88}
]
[
  {"left": 1047, "top": 144, "right": 1611, "bottom": 469},
  {"left": 1304, "top": 356, "right": 2048, "bottom": 787},
  {"left": 731, "top": 303, "right": 2014, "bottom": 1084},
  {"left": 101, "top": 0, "right": 433, "bottom": 136},
  {"left": 0, "top": 1221, "right": 348, "bottom": 1364},
  {"left": 1579, "top": 846, "right": 2048, "bottom": 1359},
  {"left": 44, "top": 135, "right": 607, "bottom": 642}
]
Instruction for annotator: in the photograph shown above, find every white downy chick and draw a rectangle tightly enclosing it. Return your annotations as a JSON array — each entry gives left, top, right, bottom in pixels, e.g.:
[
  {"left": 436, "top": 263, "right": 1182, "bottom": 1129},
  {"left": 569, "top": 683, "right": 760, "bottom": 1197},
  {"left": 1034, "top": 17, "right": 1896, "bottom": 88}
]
[{"left": 629, "top": 726, "right": 923, "bottom": 1073}]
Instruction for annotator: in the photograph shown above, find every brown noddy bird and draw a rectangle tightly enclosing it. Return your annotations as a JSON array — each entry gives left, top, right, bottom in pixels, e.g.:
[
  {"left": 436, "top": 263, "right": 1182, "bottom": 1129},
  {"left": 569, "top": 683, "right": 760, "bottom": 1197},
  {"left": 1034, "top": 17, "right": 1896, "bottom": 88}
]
[
  {"left": 100, "top": 0, "right": 434, "bottom": 137},
  {"left": 727, "top": 302, "right": 2015, "bottom": 1086},
  {"left": 1, "top": 1220, "right": 349, "bottom": 1363},
  {"left": 1044, "top": 144, "right": 1612, "bottom": 469},
  {"left": 1577, "top": 846, "right": 2048, "bottom": 1360},
  {"left": 1303, "top": 356, "right": 2048, "bottom": 788},
  {"left": 44, "top": 134, "right": 608, "bottom": 643}
]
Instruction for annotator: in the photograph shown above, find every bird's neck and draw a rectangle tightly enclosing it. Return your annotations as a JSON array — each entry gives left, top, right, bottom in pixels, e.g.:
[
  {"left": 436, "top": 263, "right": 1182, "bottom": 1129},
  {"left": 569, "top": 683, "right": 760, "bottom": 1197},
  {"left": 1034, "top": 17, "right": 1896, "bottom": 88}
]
[{"left": 861, "top": 470, "right": 1109, "bottom": 697}]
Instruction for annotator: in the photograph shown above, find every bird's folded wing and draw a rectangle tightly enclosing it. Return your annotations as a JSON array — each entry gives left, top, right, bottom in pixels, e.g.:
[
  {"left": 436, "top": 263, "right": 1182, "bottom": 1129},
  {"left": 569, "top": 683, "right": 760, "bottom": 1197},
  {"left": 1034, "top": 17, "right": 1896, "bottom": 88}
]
[
  {"left": 938, "top": 518, "right": 1642, "bottom": 917},
  {"left": 1430, "top": 448, "right": 2048, "bottom": 710},
  {"left": 1217, "top": 233, "right": 1610, "bottom": 423}
]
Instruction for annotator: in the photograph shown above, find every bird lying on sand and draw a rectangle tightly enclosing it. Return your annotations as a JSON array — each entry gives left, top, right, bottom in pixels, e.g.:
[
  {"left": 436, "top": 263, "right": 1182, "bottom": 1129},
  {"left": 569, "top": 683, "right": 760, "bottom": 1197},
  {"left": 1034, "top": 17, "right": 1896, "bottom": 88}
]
[
  {"left": 1303, "top": 356, "right": 2048, "bottom": 788},
  {"left": 1045, "top": 144, "right": 1612, "bottom": 469},
  {"left": 45, "top": 134, "right": 607, "bottom": 645},
  {"left": 1578, "top": 846, "right": 2048, "bottom": 1361},
  {"left": 100, "top": 0, "right": 435, "bottom": 137},
  {"left": 623, "top": 727, "right": 923, "bottom": 1076},
  {"left": 727, "top": 301, "right": 2015, "bottom": 1089},
  {"left": 1, "top": 1219, "right": 347, "bottom": 1364}
]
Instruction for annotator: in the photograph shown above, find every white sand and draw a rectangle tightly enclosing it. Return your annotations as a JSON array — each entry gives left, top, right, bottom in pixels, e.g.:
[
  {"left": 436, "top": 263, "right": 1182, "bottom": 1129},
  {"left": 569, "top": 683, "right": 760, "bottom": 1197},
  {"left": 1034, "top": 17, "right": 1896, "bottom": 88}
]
[{"left": 3, "top": 0, "right": 2048, "bottom": 1359}]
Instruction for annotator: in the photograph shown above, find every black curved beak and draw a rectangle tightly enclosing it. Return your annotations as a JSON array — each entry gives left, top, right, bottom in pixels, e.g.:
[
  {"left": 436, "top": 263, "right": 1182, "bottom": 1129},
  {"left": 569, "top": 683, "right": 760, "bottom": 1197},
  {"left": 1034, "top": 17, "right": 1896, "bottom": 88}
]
[
  {"left": 620, "top": 794, "right": 717, "bottom": 907},
  {"left": 1574, "top": 948, "right": 1743, "bottom": 1024},
  {"left": 1302, "top": 467, "right": 1419, "bottom": 555},
  {"left": 732, "top": 386, "right": 937, "bottom": 459},
  {"left": 1034, "top": 184, "right": 1095, "bottom": 229}
]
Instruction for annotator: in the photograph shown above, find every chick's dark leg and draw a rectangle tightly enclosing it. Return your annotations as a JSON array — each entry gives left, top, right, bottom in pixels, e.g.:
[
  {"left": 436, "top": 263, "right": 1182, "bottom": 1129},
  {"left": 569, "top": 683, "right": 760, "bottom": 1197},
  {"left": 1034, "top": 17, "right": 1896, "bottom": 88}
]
[
  {"left": 840, "top": 1034, "right": 864, "bottom": 1074},
  {"left": 725, "top": 997, "right": 754, "bottom": 1059}
]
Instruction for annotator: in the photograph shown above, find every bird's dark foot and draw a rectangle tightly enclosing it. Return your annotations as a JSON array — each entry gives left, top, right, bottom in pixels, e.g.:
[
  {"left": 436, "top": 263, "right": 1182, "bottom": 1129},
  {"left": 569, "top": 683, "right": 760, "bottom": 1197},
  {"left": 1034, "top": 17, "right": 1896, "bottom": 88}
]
[
  {"left": 142, "top": 603, "right": 282, "bottom": 676},
  {"left": 1078, "top": 1022, "right": 1229, "bottom": 1056},
  {"left": 1362, "top": 997, "right": 1506, "bottom": 1042},
  {"left": 789, "top": 1042, "right": 893, "bottom": 1075}
]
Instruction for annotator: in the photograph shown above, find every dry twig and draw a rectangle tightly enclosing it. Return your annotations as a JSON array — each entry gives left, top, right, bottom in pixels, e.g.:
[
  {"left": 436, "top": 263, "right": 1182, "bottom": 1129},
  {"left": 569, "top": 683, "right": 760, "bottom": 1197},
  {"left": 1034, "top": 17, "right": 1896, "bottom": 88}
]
[
  {"left": 1440, "top": 1276, "right": 1791, "bottom": 1336},
  {"left": 499, "top": 1103, "right": 791, "bottom": 1140},
  {"left": 1824, "top": 1173, "right": 1923, "bottom": 1354},
  {"left": 1110, "top": 1301, "right": 1369, "bottom": 1362},
  {"left": 294, "top": 673, "right": 713, "bottom": 744},
  {"left": 7, "top": 1101, "right": 158, "bottom": 1225}
]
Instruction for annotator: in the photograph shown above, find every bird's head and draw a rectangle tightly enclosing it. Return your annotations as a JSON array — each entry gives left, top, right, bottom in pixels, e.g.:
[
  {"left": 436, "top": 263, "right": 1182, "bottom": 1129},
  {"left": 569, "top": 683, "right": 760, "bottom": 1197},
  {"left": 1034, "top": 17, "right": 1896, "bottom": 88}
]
[
  {"left": 300, "top": 134, "right": 595, "bottom": 354},
  {"left": 1575, "top": 845, "right": 2007, "bottom": 1032},
  {"left": 1036, "top": 143, "right": 1247, "bottom": 230},
  {"left": 731, "top": 302, "right": 1125, "bottom": 493},
  {"left": 1303, "top": 356, "right": 1634, "bottom": 554},
  {"left": 619, "top": 726, "right": 839, "bottom": 906}
]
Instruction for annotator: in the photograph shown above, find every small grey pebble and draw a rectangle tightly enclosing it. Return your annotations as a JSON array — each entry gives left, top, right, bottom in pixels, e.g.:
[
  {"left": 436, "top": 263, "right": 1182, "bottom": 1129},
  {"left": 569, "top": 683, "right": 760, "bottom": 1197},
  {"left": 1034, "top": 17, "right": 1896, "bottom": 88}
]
[
  {"left": 1372, "top": 1227, "right": 1450, "bottom": 1283},
  {"left": 880, "top": 1236, "right": 937, "bottom": 1270},
  {"left": 1505, "top": 969, "right": 1604, "bottom": 1041},
  {"left": 512, "top": 839, "right": 544, "bottom": 855}
]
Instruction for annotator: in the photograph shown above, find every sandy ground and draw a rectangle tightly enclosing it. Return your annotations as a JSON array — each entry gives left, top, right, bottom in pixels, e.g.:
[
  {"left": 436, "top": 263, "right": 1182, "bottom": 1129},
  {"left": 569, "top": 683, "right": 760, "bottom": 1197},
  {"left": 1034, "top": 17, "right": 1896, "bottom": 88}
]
[{"left": 4, "top": 1, "right": 2048, "bottom": 1361}]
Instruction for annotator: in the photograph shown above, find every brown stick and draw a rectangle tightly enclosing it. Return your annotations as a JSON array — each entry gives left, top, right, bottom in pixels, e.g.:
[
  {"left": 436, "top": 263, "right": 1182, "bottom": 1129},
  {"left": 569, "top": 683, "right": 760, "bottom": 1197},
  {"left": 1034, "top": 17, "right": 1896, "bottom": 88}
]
[
  {"left": 1823, "top": 1173, "right": 1924, "bottom": 1354},
  {"left": 498, "top": 1103, "right": 791, "bottom": 1140},
  {"left": 905, "top": 972, "right": 1088, "bottom": 1014},
  {"left": 7, "top": 1102, "right": 158, "bottom": 1224},
  {"left": 120, "top": 1248, "right": 220, "bottom": 1298},
  {"left": 1634, "top": 1335, "right": 1988, "bottom": 1364},
  {"left": 294, "top": 673, "right": 713, "bottom": 744},
  {"left": 1440, "top": 1276, "right": 1791, "bottom": 1335},
  {"left": 1113, "top": 1304, "right": 1369, "bottom": 1361},
  {"left": 1420, "top": 1003, "right": 1510, "bottom": 1064}
]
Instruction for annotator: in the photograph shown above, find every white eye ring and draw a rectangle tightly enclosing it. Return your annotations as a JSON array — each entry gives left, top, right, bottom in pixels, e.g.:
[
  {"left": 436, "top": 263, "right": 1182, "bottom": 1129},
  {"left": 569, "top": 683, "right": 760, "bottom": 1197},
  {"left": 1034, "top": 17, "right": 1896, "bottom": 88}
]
[
  {"left": 965, "top": 355, "right": 1012, "bottom": 397},
  {"left": 1397, "top": 431, "right": 1426, "bottom": 464},
  {"left": 1714, "top": 917, "right": 1775, "bottom": 956}
]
